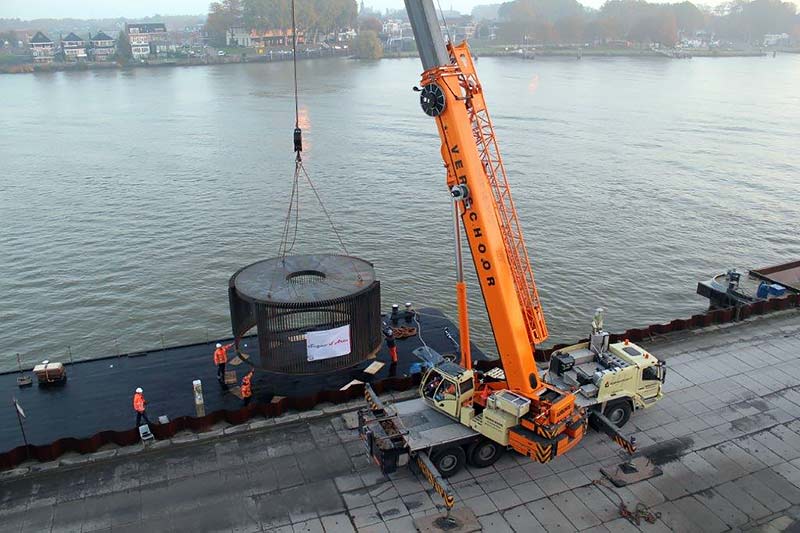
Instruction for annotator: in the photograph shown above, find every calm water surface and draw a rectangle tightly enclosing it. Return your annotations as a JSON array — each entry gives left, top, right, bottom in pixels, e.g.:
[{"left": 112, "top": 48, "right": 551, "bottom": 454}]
[{"left": 1, "top": 55, "right": 799, "bottom": 369}]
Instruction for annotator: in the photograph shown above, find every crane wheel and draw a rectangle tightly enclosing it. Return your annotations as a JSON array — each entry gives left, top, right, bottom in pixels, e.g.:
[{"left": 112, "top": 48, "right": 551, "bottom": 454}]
[
  {"left": 603, "top": 399, "right": 632, "bottom": 428},
  {"left": 430, "top": 446, "right": 466, "bottom": 478},
  {"left": 467, "top": 438, "right": 505, "bottom": 468}
]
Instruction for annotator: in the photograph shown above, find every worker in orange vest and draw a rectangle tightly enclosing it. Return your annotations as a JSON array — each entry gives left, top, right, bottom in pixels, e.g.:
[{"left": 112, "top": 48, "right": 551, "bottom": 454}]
[
  {"left": 214, "top": 342, "right": 233, "bottom": 383},
  {"left": 133, "top": 387, "right": 152, "bottom": 427},
  {"left": 240, "top": 368, "right": 255, "bottom": 406},
  {"left": 383, "top": 326, "right": 398, "bottom": 364}
]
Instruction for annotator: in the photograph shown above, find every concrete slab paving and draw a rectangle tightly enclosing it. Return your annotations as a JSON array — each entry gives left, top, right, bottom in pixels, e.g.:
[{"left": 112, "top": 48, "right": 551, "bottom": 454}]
[
  {"left": 511, "top": 480, "right": 546, "bottom": 504},
  {"left": 477, "top": 512, "right": 514, "bottom": 533},
  {"left": 502, "top": 504, "right": 543, "bottom": 532},
  {"left": 548, "top": 490, "right": 602, "bottom": 530},
  {"left": 693, "top": 488, "right": 751, "bottom": 529},
  {"left": 570, "top": 485, "right": 619, "bottom": 524},
  {"left": 672, "top": 495, "right": 729, "bottom": 533},
  {"left": 715, "top": 479, "right": 773, "bottom": 522},
  {"left": 525, "top": 497, "right": 575, "bottom": 532},
  {"left": 1, "top": 310, "right": 799, "bottom": 532}
]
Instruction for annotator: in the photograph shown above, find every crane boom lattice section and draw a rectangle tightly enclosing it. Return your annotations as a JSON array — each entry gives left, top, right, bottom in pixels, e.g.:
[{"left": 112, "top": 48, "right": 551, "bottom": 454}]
[{"left": 451, "top": 44, "right": 548, "bottom": 345}]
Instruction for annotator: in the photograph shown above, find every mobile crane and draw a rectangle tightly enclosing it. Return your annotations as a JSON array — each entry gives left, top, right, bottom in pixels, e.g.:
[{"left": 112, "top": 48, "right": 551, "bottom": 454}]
[{"left": 359, "top": 0, "right": 665, "bottom": 494}]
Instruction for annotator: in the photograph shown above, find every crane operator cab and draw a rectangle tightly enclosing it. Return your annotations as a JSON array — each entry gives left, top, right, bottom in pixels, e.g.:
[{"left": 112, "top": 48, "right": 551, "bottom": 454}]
[{"left": 420, "top": 362, "right": 476, "bottom": 420}]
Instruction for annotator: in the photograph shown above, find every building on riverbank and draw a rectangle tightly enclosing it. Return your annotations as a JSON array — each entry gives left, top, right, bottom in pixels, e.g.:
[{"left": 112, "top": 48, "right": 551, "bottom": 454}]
[
  {"left": 29, "top": 31, "right": 54, "bottom": 63},
  {"left": 227, "top": 27, "right": 252, "bottom": 47},
  {"left": 251, "top": 28, "right": 305, "bottom": 47},
  {"left": 61, "top": 32, "right": 87, "bottom": 62},
  {"left": 125, "top": 22, "right": 167, "bottom": 59},
  {"left": 226, "top": 27, "right": 306, "bottom": 49},
  {"left": 764, "top": 33, "right": 791, "bottom": 47},
  {"left": 89, "top": 31, "right": 116, "bottom": 62}
]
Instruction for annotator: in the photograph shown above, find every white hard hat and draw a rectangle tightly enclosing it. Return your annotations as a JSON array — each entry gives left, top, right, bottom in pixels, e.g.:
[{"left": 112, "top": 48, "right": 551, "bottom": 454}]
[
  {"left": 216, "top": 343, "right": 222, "bottom": 348},
  {"left": 135, "top": 387, "right": 143, "bottom": 393}
]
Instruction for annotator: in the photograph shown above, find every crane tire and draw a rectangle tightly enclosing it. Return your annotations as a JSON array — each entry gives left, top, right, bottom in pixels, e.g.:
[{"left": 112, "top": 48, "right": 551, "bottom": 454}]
[
  {"left": 604, "top": 399, "right": 632, "bottom": 428},
  {"left": 430, "top": 446, "right": 466, "bottom": 478},
  {"left": 467, "top": 438, "right": 504, "bottom": 468}
]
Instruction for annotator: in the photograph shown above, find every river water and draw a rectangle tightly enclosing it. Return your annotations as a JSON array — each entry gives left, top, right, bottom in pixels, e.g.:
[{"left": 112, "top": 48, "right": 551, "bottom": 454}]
[{"left": 1, "top": 55, "right": 799, "bottom": 370}]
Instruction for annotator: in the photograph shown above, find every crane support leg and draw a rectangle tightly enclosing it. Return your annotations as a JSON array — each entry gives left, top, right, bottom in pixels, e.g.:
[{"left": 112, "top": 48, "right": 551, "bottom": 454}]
[
  {"left": 589, "top": 411, "right": 637, "bottom": 454},
  {"left": 414, "top": 451, "right": 456, "bottom": 511}
]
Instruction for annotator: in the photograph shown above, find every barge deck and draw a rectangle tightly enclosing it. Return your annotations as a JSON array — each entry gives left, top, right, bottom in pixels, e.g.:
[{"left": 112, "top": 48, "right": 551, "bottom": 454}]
[
  {"left": 0, "top": 309, "right": 798, "bottom": 532},
  {"left": 0, "top": 308, "right": 487, "bottom": 463}
]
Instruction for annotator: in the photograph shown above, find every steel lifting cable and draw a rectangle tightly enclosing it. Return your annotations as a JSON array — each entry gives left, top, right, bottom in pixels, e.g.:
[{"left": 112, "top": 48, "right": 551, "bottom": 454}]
[
  {"left": 296, "top": 163, "right": 350, "bottom": 256},
  {"left": 278, "top": 0, "right": 303, "bottom": 259},
  {"left": 278, "top": 0, "right": 355, "bottom": 273},
  {"left": 291, "top": 0, "right": 300, "bottom": 133},
  {"left": 278, "top": 162, "right": 300, "bottom": 257},
  {"left": 436, "top": 0, "right": 453, "bottom": 44}
]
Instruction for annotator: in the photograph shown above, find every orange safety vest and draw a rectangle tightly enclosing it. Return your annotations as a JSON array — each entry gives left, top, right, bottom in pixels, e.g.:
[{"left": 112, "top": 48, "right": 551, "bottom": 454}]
[
  {"left": 480, "top": 387, "right": 491, "bottom": 402},
  {"left": 241, "top": 373, "right": 253, "bottom": 398},
  {"left": 213, "top": 345, "right": 229, "bottom": 365},
  {"left": 133, "top": 393, "right": 145, "bottom": 413}
]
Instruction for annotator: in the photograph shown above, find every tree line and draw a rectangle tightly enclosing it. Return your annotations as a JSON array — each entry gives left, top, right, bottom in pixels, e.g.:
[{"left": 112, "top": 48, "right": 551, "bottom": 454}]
[
  {"left": 207, "top": 0, "right": 357, "bottom": 46},
  {"left": 492, "top": 0, "right": 800, "bottom": 46}
]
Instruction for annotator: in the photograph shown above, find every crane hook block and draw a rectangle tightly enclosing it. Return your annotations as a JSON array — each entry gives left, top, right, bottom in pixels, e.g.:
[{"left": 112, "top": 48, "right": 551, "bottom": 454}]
[
  {"left": 293, "top": 127, "right": 303, "bottom": 153},
  {"left": 420, "top": 84, "right": 446, "bottom": 117}
]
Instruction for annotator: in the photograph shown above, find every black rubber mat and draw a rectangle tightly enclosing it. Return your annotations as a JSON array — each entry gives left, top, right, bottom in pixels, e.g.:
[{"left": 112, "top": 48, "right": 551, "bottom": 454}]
[{"left": 0, "top": 307, "right": 488, "bottom": 451}]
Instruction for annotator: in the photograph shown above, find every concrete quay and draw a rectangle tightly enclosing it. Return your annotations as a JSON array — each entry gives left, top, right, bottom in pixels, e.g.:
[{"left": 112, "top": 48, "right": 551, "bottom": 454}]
[{"left": 1, "top": 309, "right": 799, "bottom": 532}]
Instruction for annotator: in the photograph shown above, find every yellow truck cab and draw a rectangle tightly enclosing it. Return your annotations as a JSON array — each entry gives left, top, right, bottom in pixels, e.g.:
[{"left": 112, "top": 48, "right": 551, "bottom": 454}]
[
  {"left": 545, "top": 328, "right": 666, "bottom": 427},
  {"left": 419, "top": 361, "right": 475, "bottom": 420}
]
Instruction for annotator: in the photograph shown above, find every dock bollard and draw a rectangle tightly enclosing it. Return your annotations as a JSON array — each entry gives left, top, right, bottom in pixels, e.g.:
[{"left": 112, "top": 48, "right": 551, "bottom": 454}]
[{"left": 193, "top": 380, "right": 205, "bottom": 417}]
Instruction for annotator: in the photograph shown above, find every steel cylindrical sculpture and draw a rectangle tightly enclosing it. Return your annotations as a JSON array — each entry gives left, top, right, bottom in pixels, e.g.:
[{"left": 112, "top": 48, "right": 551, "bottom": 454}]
[{"left": 228, "top": 254, "right": 381, "bottom": 374}]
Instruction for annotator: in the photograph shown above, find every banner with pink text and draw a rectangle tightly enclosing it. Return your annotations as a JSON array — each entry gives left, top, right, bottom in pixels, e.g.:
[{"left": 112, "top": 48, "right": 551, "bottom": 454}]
[{"left": 306, "top": 325, "right": 352, "bottom": 361}]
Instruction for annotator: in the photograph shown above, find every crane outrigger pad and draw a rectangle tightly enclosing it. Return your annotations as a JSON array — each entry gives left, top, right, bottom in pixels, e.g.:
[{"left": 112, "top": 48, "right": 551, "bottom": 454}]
[
  {"left": 414, "top": 507, "right": 481, "bottom": 533},
  {"left": 601, "top": 456, "right": 663, "bottom": 487}
]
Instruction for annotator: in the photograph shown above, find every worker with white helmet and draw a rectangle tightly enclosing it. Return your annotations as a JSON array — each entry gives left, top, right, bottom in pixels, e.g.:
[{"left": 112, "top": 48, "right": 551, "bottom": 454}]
[
  {"left": 133, "top": 387, "right": 151, "bottom": 428},
  {"left": 213, "top": 342, "right": 234, "bottom": 384}
]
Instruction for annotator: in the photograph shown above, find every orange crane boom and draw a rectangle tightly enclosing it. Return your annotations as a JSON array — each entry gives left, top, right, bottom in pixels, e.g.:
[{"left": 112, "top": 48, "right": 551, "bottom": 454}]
[
  {"left": 405, "top": 0, "right": 585, "bottom": 459},
  {"left": 408, "top": 9, "right": 547, "bottom": 397}
]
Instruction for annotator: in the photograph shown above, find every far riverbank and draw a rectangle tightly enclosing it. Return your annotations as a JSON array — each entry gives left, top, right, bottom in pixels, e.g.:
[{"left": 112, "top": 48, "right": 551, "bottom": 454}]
[
  {"left": 384, "top": 46, "right": 793, "bottom": 60},
  {"left": 0, "top": 47, "right": 347, "bottom": 75},
  {"left": 3, "top": 45, "right": 798, "bottom": 75}
]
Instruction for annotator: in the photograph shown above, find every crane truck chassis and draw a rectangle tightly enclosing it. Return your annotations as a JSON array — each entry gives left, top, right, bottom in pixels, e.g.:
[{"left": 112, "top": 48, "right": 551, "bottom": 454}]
[{"left": 359, "top": 324, "right": 666, "bottom": 487}]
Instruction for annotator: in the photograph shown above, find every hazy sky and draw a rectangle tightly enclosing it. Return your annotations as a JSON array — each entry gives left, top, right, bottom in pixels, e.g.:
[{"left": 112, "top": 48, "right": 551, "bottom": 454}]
[
  {"left": 4, "top": 1, "right": 549, "bottom": 19},
  {"left": 1, "top": 0, "right": 794, "bottom": 19}
]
